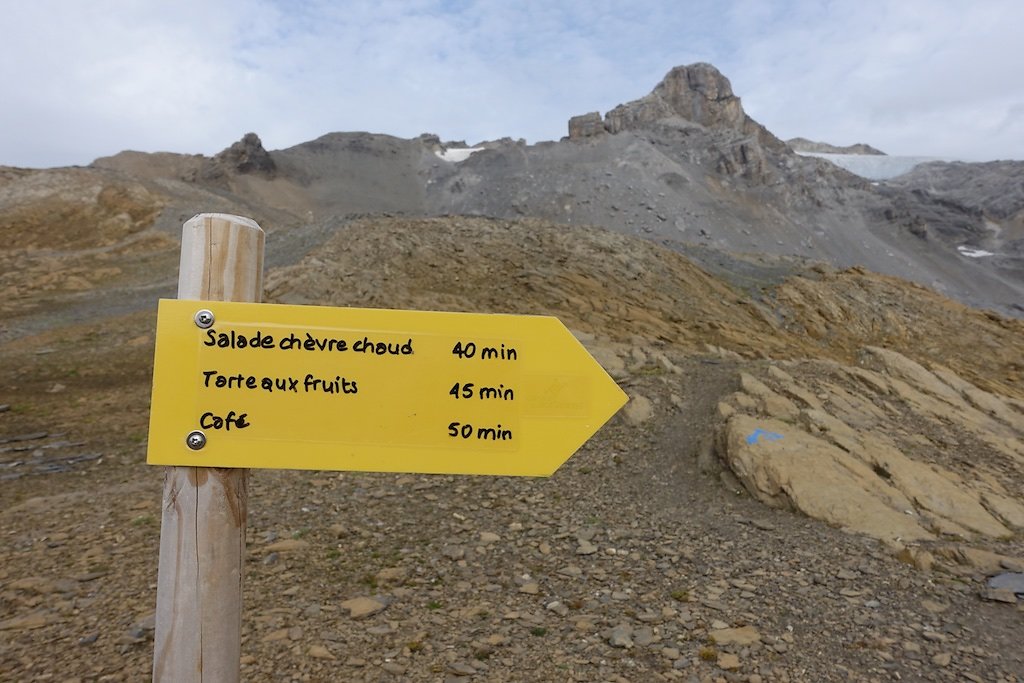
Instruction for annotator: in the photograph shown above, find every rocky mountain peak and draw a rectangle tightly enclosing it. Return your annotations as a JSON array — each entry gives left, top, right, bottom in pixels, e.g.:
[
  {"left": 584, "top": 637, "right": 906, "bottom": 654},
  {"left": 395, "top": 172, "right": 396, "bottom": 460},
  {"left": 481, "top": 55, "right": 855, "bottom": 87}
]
[
  {"left": 213, "top": 132, "right": 276, "bottom": 176},
  {"left": 568, "top": 63, "right": 775, "bottom": 142},
  {"left": 567, "top": 63, "right": 787, "bottom": 186},
  {"left": 603, "top": 63, "right": 742, "bottom": 134},
  {"left": 190, "top": 132, "right": 276, "bottom": 185}
]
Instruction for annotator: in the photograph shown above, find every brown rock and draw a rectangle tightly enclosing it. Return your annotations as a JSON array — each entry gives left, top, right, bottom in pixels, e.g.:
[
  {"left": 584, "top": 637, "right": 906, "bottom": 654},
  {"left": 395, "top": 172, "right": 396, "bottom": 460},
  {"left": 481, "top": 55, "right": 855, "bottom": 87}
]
[
  {"left": 0, "top": 611, "right": 52, "bottom": 630},
  {"left": 709, "top": 626, "right": 761, "bottom": 646},
  {"left": 375, "top": 567, "right": 408, "bottom": 583},
  {"left": 720, "top": 415, "right": 932, "bottom": 543},
  {"left": 623, "top": 394, "right": 654, "bottom": 425},
  {"left": 981, "top": 588, "right": 1018, "bottom": 604},
  {"left": 308, "top": 644, "right": 336, "bottom": 660},
  {"left": 341, "top": 596, "right": 388, "bottom": 619},
  {"left": 261, "top": 628, "right": 290, "bottom": 643},
  {"left": 265, "top": 538, "right": 310, "bottom": 552},
  {"left": 717, "top": 652, "right": 741, "bottom": 670},
  {"left": 738, "top": 372, "right": 800, "bottom": 420},
  {"left": 568, "top": 112, "right": 606, "bottom": 140},
  {"left": 895, "top": 547, "right": 934, "bottom": 572}
]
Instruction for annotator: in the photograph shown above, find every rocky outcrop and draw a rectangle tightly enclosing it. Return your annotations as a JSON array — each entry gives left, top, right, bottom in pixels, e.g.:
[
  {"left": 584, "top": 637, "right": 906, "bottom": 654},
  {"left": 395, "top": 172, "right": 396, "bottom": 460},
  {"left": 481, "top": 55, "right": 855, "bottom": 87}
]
[
  {"left": 561, "top": 64, "right": 790, "bottom": 183},
  {"left": 215, "top": 132, "right": 276, "bottom": 175},
  {"left": 787, "top": 137, "right": 886, "bottom": 155},
  {"left": 602, "top": 64, "right": 784, "bottom": 148},
  {"left": 605, "top": 64, "right": 743, "bottom": 133},
  {"left": 721, "top": 413, "right": 933, "bottom": 543},
  {"left": 195, "top": 132, "right": 277, "bottom": 184},
  {"left": 567, "top": 112, "right": 605, "bottom": 140},
  {"left": 715, "top": 348, "right": 1024, "bottom": 567}
]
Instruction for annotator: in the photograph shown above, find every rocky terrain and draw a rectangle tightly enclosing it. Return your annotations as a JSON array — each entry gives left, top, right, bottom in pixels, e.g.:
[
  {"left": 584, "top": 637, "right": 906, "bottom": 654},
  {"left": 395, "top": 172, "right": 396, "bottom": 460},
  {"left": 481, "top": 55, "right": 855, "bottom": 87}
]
[
  {"left": 785, "top": 139, "right": 886, "bottom": 156},
  {"left": 1, "top": 63, "right": 1023, "bottom": 682}
]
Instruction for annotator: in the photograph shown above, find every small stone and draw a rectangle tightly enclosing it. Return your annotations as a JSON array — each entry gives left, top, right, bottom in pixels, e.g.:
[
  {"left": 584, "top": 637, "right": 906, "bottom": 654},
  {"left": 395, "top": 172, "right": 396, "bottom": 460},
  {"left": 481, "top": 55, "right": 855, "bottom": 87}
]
[
  {"left": 608, "top": 624, "right": 633, "bottom": 648},
  {"left": 10, "top": 577, "right": 59, "bottom": 594},
  {"left": 987, "top": 572, "right": 1024, "bottom": 595},
  {"left": 576, "top": 541, "right": 599, "bottom": 555},
  {"left": 624, "top": 394, "right": 654, "bottom": 425},
  {"left": 382, "top": 662, "right": 406, "bottom": 674},
  {"left": 633, "top": 626, "right": 657, "bottom": 646},
  {"left": 0, "top": 612, "right": 51, "bottom": 630},
  {"left": 447, "top": 661, "right": 476, "bottom": 676},
  {"left": 981, "top": 588, "right": 1018, "bottom": 604},
  {"left": 921, "top": 599, "right": 948, "bottom": 613},
  {"left": 545, "top": 601, "right": 569, "bottom": 616},
  {"left": 717, "top": 652, "right": 741, "bottom": 670},
  {"left": 265, "top": 539, "right": 309, "bottom": 552},
  {"left": 341, "top": 596, "right": 388, "bottom": 619},
  {"left": 442, "top": 545, "right": 465, "bottom": 560},
  {"left": 308, "top": 644, "right": 335, "bottom": 660},
  {"left": 375, "top": 567, "right": 407, "bottom": 584},
  {"left": 261, "top": 628, "right": 290, "bottom": 642},
  {"left": 932, "top": 652, "right": 952, "bottom": 667},
  {"left": 709, "top": 626, "right": 761, "bottom": 646},
  {"left": 662, "top": 647, "right": 681, "bottom": 660},
  {"left": 519, "top": 582, "right": 540, "bottom": 595},
  {"left": 1000, "top": 558, "right": 1024, "bottom": 572},
  {"left": 479, "top": 531, "right": 500, "bottom": 544}
]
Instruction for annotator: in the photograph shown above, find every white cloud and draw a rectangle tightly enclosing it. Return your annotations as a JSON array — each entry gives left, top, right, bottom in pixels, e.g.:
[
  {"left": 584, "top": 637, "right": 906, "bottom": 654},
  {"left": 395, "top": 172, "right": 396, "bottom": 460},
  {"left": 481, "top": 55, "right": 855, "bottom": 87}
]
[
  {"left": 727, "top": 0, "right": 1024, "bottom": 159},
  {"left": 0, "top": 0, "right": 1020, "bottom": 167}
]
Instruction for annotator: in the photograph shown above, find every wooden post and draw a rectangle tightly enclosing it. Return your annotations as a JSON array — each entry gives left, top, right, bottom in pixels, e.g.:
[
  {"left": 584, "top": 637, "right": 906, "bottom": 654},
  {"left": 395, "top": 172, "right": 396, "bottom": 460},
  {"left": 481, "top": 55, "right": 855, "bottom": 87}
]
[{"left": 153, "top": 214, "right": 264, "bottom": 682}]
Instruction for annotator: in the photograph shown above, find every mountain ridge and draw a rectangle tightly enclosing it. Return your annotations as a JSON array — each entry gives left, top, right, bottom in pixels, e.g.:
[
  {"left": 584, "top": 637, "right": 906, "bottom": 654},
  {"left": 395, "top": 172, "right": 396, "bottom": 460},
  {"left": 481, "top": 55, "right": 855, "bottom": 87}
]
[{"left": 71, "top": 62, "right": 1020, "bottom": 316}]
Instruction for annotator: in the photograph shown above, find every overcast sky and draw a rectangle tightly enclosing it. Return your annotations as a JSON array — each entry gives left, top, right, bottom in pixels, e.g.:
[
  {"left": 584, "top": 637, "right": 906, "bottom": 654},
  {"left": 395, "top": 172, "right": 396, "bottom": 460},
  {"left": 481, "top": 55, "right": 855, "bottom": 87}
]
[{"left": 2, "top": 0, "right": 1021, "bottom": 168}]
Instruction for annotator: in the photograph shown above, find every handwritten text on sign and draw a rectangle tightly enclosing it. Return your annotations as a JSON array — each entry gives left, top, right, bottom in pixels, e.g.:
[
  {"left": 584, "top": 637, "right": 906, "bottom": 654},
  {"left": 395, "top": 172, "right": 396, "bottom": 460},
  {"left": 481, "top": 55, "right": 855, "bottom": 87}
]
[{"left": 147, "top": 300, "right": 627, "bottom": 476}]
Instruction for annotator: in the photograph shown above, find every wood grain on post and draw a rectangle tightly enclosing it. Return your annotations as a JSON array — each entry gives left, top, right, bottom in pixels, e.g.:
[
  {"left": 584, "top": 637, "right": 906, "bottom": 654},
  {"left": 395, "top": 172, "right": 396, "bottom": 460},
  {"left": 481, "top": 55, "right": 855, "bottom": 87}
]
[{"left": 153, "top": 214, "right": 264, "bottom": 682}]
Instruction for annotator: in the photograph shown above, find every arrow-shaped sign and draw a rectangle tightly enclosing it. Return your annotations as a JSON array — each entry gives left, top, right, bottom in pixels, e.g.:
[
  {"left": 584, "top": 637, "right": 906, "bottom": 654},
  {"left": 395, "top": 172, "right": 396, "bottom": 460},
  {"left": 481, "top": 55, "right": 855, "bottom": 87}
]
[{"left": 148, "top": 299, "right": 628, "bottom": 476}]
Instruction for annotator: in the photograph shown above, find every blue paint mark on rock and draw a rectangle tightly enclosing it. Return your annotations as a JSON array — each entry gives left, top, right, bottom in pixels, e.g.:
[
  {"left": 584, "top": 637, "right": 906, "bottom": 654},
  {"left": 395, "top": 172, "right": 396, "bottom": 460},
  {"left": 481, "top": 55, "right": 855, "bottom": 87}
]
[{"left": 746, "top": 428, "right": 784, "bottom": 445}]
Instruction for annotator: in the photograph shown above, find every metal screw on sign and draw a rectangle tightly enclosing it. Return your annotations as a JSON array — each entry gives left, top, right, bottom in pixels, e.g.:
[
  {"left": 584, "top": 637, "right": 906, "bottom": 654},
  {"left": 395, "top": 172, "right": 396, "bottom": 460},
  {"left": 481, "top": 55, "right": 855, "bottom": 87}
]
[
  {"left": 194, "top": 309, "right": 215, "bottom": 329},
  {"left": 185, "top": 430, "right": 207, "bottom": 451}
]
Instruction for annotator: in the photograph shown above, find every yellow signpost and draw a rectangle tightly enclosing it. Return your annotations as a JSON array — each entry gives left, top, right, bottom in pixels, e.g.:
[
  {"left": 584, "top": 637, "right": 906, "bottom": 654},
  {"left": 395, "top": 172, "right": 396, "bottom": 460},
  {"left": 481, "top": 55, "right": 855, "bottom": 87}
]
[{"left": 148, "top": 299, "right": 627, "bottom": 476}]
